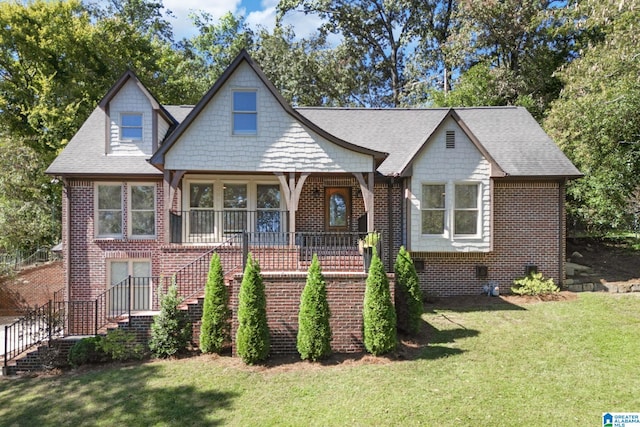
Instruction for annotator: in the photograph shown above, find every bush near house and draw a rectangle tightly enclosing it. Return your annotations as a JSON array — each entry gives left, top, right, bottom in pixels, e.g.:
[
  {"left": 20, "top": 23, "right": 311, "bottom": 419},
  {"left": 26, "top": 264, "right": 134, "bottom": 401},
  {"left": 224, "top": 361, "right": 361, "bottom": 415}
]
[
  {"left": 363, "top": 249, "right": 397, "bottom": 356},
  {"left": 394, "top": 246, "right": 423, "bottom": 335},
  {"left": 67, "top": 329, "right": 144, "bottom": 367},
  {"left": 297, "top": 254, "right": 332, "bottom": 361},
  {"left": 149, "top": 282, "right": 192, "bottom": 358},
  {"left": 511, "top": 272, "right": 560, "bottom": 296},
  {"left": 236, "top": 253, "right": 270, "bottom": 364},
  {"left": 200, "top": 253, "right": 230, "bottom": 354}
]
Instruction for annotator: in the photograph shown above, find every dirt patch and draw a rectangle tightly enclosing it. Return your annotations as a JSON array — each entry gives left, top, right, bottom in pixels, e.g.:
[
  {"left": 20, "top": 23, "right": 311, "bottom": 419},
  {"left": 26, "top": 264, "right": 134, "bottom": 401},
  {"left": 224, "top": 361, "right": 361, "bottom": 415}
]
[{"left": 567, "top": 237, "right": 640, "bottom": 289}]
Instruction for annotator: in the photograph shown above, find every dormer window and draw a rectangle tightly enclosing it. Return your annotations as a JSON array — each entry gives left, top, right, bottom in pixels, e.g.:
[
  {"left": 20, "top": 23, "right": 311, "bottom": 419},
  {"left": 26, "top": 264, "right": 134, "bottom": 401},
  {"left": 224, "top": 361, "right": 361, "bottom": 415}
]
[
  {"left": 233, "top": 91, "right": 257, "bottom": 135},
  {"left": 121, "top": 113, "right": 143, "bottom": 140}
]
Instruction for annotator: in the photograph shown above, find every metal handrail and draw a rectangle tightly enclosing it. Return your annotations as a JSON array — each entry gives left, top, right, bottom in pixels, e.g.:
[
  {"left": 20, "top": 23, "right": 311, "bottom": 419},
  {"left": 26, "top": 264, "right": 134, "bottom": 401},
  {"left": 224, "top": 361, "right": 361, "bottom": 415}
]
[{"left": 3, "top": 300, "right": 65, "bottom": 373}]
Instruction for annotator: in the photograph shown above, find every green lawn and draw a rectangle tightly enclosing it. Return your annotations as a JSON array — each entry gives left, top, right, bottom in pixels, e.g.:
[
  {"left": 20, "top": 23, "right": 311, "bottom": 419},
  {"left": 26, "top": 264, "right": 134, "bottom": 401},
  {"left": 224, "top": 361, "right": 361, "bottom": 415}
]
[{"left": 1, "top": 292, "right": 639, "bottom": 426}]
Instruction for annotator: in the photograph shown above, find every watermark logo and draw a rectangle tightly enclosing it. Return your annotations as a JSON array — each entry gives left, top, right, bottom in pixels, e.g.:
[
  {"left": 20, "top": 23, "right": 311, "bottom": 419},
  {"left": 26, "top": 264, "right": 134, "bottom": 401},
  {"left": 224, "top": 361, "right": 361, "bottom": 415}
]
[{"left": 603, "top": 413, "right": 640, "bottom": 427}]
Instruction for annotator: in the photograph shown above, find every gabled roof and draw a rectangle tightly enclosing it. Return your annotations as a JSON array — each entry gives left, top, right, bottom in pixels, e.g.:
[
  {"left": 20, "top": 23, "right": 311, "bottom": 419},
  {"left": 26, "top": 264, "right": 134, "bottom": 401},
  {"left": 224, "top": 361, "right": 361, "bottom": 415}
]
[
  {"left": 98, "top": 69, "right": 177, "bottom": 126},
  {"left": 149, "top": 49, "right": 387, "bottom": 168},
  {"left": 298, "top": 106, "right": 582, "bottom": 178},
  {"left": 46, "top": 106, "right": 162, "bottom": 177}
]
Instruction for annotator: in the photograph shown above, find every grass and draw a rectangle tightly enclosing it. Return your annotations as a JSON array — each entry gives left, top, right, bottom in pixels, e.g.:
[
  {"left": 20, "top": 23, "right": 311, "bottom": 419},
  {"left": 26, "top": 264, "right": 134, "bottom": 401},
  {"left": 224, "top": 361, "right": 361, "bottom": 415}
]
[{"left": 1, "top": 292, "right": 639, "bottom": 426}]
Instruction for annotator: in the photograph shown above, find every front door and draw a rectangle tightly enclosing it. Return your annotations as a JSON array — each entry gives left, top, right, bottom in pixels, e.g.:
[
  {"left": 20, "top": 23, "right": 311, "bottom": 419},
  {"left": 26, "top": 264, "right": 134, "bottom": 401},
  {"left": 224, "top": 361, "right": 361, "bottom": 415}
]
[{"left": 325, "top": 187, "right": 351, "bottom": 232}]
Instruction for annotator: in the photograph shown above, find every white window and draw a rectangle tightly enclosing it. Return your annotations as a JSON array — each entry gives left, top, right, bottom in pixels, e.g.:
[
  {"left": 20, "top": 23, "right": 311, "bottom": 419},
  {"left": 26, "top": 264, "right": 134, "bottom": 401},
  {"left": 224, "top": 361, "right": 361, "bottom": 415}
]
[
  {"left": 189, "top": 183, "right": 215, "bottom": 235},
  {"left": 256, "top": 184, "right": 281, "bottom": 232},
  {"left": 120, "top": 113, "right": 143, "bottom": 140},
  {"left": 97, "top": 184, "right": 123, "bottom": 238},
  {"left": 223, "top": 183, "right": 247, "bottom": 233},
  {"left": 129, "top": 184, "right": 156, "bottom": 238},
  {"left": 108, "top": 260, "right": 151, "bottom": 312},
  {"left": 232, "top": 91, "right": 257, "bottom": 135},
  {"left": 454, "top": 184, "right": 479, "bottom": 236},
  {"left": 421, "top": 184, "right": 446, "bottom": 235}
]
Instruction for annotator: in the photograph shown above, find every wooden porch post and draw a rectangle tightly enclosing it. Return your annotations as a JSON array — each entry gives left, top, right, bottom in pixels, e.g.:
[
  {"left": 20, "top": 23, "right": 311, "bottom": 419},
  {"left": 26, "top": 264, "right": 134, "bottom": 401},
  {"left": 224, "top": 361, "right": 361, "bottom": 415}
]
[
  {"left": 163, "top": 170, "right": 185, "bottom": 244},
  {"left": 354, "top": 172, "right": 375, "bottom": 232},
  {"left": 276, "top": 172, "right": 309, "bottom": 244}
]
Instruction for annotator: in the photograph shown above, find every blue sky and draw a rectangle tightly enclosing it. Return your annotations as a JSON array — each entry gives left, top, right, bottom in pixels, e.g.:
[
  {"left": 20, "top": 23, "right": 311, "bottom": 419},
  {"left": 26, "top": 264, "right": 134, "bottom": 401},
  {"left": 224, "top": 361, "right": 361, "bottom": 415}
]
[{"left": 162, "top": 0, "right": 322, "bottom": 40}]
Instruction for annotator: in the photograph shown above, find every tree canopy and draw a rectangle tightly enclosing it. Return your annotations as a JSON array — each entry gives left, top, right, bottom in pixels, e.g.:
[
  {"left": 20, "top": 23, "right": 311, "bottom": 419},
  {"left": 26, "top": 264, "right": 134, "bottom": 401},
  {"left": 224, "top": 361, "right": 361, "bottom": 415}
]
[{"left": 0, "top": 0, "right": 637, "bottom": 251}]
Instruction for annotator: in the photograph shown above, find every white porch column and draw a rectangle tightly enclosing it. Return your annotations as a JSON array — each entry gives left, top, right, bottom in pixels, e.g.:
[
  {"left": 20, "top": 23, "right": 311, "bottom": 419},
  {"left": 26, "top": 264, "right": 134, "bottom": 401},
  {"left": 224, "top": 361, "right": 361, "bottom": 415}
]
[{"left": 354, "top": 172, "right": 375, "bottom": 232}]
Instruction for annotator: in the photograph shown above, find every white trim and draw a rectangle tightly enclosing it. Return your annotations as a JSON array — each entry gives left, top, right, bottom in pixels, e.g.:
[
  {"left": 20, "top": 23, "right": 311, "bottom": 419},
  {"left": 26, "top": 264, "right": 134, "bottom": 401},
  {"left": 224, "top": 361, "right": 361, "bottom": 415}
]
[
  {"left": 128, "top": 183, "right": 157, "bottom": 239},
  {"left": 232, "top": 89, "right": 257, "bottom": 136},
  {"left": 119, "top": 112, "right": 143, "bottom": 141},
  {"left": 95, "top": 182, "right": 124, "bottom": 239}
]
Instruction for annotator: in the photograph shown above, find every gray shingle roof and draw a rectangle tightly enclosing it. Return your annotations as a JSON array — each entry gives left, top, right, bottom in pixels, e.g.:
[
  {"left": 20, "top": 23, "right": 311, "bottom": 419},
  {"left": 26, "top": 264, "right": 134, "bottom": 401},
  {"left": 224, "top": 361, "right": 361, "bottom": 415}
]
[
  {"left": 48, "top": 101, "right": 580, "bottom": 179},
  {"left": 46, "top": 107, "right": 161, "bottom": 177},
  {"left": 298, "top": 106, "right": 581, "bottom": 178}
]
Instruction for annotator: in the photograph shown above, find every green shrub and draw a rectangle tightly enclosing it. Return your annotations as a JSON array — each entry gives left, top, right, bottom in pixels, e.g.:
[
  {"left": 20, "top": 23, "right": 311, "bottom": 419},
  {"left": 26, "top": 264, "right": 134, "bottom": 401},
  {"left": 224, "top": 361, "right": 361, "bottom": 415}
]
[
  {"left": 99, "top": 329, "right": 145, "bottom": 362},
  {"left": 394, "top": 246, "right": 423, "bottom": 335},
  {"left": 200, "top": 253, "right": 231, "bottom": 354},
  {"left": 68, "top": 336, "right": 106, "bottom": 367},
  {"left": 297, "top": 254, "right": 332, "bottom": 361},
  {"left": 149, "top": 282, "right": 192, "bottom": 358},
  {"left": 511, "top": 272, "right": 560, "bottom": 296},
  {"left": 363, "top": 248, "right": 397, "bottom": 355},
  {"left": 236, "top": 253, "right": 270, "bottom": 364}
]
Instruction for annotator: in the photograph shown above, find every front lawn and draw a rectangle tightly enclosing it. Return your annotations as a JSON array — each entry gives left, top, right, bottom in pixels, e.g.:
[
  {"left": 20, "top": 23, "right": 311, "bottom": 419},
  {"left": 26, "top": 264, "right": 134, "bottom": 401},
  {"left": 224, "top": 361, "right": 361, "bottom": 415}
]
[{"left": 1, "top": 292, "right": 638, "bottom": 426}]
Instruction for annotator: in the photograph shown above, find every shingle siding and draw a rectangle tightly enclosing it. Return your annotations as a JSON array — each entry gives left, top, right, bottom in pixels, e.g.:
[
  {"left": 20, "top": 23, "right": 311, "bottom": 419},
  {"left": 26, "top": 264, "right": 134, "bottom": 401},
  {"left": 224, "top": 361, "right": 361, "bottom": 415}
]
[
  {"left": 164, "top": 62, "right": 373, "bottom": 173},
  {"left": 409, "top": 118, "right": 492, "bottom": 252},
  {"left": 108, "top": 80, "right": 153, "bottom": 156}
]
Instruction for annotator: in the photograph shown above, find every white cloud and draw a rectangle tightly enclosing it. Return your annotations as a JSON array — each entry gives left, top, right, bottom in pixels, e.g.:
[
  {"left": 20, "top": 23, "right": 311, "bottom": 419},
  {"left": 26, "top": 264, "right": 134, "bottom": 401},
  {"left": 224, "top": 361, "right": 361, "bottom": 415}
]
[{"left": 163, "top": 0, "right": 243, "bottom": 39}]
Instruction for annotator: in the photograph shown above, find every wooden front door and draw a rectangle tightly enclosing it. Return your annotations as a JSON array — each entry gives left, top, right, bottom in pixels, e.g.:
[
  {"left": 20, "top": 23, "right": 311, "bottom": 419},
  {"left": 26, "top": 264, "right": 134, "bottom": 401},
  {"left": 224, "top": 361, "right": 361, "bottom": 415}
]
[{"left": 325, "top": 187, "right": 351, "bottom": 232}]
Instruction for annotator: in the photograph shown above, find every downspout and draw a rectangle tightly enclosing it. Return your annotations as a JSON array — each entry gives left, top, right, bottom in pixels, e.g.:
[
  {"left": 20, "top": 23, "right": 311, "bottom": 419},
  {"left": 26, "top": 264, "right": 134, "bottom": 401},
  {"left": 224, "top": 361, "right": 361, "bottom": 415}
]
[
  {"left": 559, "top": 179, "right": 566, "bottom": 286},
  {"left": 62, "top": 178, "right": 71, "bottom": 302},
  {"left": 387, "top": 177, "right": 394, "bottom": 272}
]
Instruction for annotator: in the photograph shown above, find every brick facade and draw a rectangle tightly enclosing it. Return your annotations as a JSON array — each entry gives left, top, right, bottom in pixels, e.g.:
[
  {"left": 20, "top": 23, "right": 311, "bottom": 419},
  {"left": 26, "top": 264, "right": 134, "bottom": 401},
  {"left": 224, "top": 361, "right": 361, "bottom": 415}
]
[{"left": 413, "top": 181, "right": 566, "bottom": 296}]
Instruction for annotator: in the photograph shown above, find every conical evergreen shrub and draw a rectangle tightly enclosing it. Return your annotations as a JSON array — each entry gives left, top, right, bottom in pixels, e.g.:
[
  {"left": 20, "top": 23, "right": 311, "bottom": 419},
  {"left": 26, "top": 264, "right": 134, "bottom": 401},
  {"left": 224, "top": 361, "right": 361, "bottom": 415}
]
[
  {"left": 394, "top": 246, "right": 423, "bottom": 335},
  {"left": 297, "top": 254, "right": 332, "bottom": 361},
  {"left": 149, "top": 281, "right": 192, "bottom": 358},
  {"left": 236, "top": 253, "right": 270, "bottom": 364},
  {"left": 200, "top": 253, "right": 230, "bottom": 354},
  {"left": 363, "top": 248, "right": 397, "bottom": 355}
]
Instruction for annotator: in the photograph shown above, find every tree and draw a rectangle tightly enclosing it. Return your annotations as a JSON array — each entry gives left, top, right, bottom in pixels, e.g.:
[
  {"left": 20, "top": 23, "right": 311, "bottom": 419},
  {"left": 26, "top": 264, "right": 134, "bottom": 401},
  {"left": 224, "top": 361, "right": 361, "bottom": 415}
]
[
  {"left": 199, "top": 253, "right": 230, "bottom": 354},
  {"left": 394, "top": 246, "right": 423, "bottom": 336},
  {"left": 544, "top": 0, "right": 640, "bottom": 232},
  {"left": 433, "top": 0, "right": 576, "bottom": 118},
  {"left": 149, "top": 282, "right": 192, "bottom": 358},
  {"left": 236, "top": 253, "right": 270, "bottom": 364},
  {"left": 278, "top": 0, "right": 435, "bottom": 107},
  {"left": 297, "top": 254, "right": 332, "bottom": 361},
  {"left": 363, "top": 248, "right": 396, "bottom": 355}
]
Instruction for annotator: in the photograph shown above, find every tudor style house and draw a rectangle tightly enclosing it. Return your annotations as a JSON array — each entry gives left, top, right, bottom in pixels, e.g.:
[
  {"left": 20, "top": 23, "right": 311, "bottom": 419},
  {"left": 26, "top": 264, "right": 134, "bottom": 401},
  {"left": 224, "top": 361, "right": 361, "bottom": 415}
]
[{"left": 47, "top": 50, "right": 581, "bottom": 332}]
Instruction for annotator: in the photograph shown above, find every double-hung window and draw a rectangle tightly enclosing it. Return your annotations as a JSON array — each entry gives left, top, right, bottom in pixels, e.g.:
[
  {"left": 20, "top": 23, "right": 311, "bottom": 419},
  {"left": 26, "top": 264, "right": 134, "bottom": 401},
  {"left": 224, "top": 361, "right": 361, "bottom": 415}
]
[
  {"left": 189, "top": 183, "right": 215, "bottom": 235},
  {"left": 454, "top": 184, "right": 479, "bottom": 236},
  {"left": 130, "top": 185, "right": 155, "bottom": 238},
  {"left": 120, "top": 113, "right": 143, "bottom": 140},
  {"left": 223, "top": 183, "right": 248, "bottom": 233},
  {"left": 232, "top": 91, "right": 257, "bottom": 135},
  {"left": 256, "top": 184, "right": 281, "bottom": 232},
  {"left": 421, "top": 184, "right": 446, "bottom": 235},
  {"left": 97, "top": 184, "right": 123, "bottom": 237}
]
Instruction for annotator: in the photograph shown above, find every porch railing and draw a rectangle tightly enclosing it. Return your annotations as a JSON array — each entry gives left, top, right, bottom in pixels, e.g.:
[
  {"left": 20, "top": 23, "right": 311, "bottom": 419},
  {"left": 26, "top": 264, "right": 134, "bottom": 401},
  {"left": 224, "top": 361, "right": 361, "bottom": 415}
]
[
  {"left": 169, "top": 210, "right": 289, "bottom": 244},
  {"left": 3, "top": 300, "right": 65, "bottom": 374}
]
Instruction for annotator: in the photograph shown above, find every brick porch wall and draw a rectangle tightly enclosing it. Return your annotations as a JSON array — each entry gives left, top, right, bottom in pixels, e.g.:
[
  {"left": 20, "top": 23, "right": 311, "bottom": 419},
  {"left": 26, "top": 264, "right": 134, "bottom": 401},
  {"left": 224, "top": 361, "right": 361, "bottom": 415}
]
[
  {"left": 230, "top": 272, "right": 395, "bottom": 355},
  {"left": 414, "top": 181, "right": 566, "bottom": 296}
]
